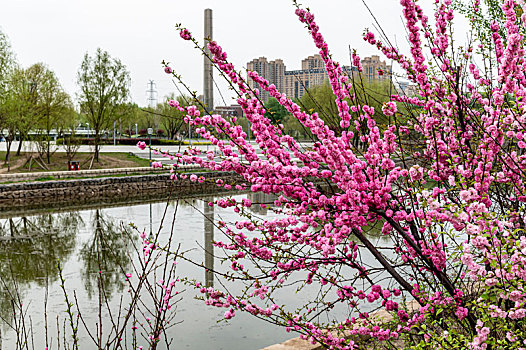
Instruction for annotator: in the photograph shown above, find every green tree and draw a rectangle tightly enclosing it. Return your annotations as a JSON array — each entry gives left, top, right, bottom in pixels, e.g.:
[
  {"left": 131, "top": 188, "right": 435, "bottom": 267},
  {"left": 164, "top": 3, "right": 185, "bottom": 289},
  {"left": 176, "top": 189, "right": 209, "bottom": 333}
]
[
  {"left": 3, "top": 66, "right": 35, "bottom": 161},
  {"left": 264, "top": 97, "right": 291, "bottom": 124},
  {"left": 112, "top": 102, "right": 138, "bottom": 139},
  {"left": 156, "top": 94, "right": 192, "bottom": 140},
  {"left": 299, "top": 77, "right": 394, "bottom": 147},
  {"left": 25, "top": 63, "right": 73, "bottom": 163},
  {"left": 0, "top": 30, "right": 16, "bottom": 163},
  {"left": 61, "top": 109, "right": 81, "bottom": 161},
  {"left": 77, "top": 48, "right": 130, "bottom": 161}
]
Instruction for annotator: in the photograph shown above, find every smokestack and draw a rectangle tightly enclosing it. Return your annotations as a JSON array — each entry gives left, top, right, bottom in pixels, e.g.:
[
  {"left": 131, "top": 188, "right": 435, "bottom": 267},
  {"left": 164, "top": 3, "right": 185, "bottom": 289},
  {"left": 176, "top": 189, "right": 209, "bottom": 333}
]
[{"left": 203, "top": 9, "right": 213, "bottom": 112}]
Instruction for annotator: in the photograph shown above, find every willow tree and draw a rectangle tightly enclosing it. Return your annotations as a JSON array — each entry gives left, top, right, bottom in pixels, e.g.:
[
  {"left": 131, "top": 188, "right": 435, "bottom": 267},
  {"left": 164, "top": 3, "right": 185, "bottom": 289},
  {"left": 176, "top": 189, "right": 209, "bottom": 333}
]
[
  {"left": 0, "top": 30, "right": 16, "bottom": 163},
  {"left": 23, "top": 63, "right": 73, "bottom": 163},
  {"left": 77, "top": 48, "right": 130, "bottom": 161},
  {"left": 156, "top": 94, "right": 193, "bottom": 140}
]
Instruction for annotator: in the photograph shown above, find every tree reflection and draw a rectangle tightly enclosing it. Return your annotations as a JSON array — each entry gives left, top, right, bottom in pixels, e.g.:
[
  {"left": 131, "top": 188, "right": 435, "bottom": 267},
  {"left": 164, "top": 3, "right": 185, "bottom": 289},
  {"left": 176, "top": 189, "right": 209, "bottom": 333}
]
[
  {"left": 80, "top": 209, "right": 136, "bottom": 299},
  {"left": 0, "top": 213, "right": 80, "bottom": 328}
]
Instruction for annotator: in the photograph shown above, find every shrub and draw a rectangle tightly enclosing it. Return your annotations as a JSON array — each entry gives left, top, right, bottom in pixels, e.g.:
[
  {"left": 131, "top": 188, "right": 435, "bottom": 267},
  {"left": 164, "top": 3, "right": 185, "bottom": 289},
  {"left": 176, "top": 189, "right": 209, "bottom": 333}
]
[{"left": 155, "top": 0, "right": 526, "bottom": 348}]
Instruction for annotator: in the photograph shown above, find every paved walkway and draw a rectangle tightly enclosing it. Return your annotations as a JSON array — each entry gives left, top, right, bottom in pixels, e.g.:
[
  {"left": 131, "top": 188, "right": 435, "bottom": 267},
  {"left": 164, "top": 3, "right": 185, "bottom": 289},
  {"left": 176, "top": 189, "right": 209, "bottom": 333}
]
[
  {"left": 0, "top": 141, "right": 315, "bottom": 165},
  {"left": 0, "top": 141, "right": 222, "bottom": 154},
  {"left": 0, "top": 141, "right": 314, "bottom": 154}
]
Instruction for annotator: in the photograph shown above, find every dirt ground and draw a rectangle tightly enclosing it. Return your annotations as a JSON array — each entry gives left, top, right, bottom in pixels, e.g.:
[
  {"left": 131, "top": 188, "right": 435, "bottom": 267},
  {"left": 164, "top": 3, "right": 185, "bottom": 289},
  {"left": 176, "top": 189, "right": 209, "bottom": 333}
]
[{"left": 0, "top": 152, "right": 150, "bottom": 173}]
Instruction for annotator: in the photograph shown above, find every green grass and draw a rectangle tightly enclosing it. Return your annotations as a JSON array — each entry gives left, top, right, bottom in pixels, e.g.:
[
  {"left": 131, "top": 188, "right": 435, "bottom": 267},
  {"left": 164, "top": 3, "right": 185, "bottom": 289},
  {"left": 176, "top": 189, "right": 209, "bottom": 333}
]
[
  {"left": 105, "top": 152, "right": 153, "bottom": 167},
  {"left": 34, "top": 176, "right": 56, "bottom": 181},
  {"left": 0, "top": 151, "right": 152, "bottom": 173}
]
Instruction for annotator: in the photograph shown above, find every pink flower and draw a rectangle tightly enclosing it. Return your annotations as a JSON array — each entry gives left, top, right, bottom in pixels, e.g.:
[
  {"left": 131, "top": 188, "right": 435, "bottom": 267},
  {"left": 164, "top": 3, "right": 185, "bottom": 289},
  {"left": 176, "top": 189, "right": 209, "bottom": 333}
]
[
  {"left": 190, "top": 174, "right": 198, "bottom": 182},
  {"left": 152, "top": 161, "right": 162, "bottom": 168},
  {"left": 137, "top": 141, "right": 147, "bottom": 150},
  {"left": 408, "top": 165, "right": 423, "bottom": 182},
  {"left": 459, "top": 190, "right": 471, "bottom": 201},
  {"left": 382, "top": 101, "right": 397, "bottom": 116},
  {"left": 180, "top": 28, "right": 191, "bottom": 40},
  {"left": 455, "top": 307, "right": 468, "bottom": 320},
  {"left": 164, "top": 66, "right": 173, "bottom": 74},
  {"left": 224, "top": 308, "right": 235, "bottom": 319}
]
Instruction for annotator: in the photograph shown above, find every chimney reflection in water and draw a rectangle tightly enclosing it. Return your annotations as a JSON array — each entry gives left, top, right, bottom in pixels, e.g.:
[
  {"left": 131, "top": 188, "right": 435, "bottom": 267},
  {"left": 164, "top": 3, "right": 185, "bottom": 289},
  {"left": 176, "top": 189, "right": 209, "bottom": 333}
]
[{"left": 204, "top": 198, "right": 215, "bottom": 288}]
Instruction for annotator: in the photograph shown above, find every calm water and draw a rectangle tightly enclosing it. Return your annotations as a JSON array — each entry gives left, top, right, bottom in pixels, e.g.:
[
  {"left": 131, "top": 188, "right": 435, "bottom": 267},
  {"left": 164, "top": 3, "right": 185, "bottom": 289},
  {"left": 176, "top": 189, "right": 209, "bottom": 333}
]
[
  {"left": 0, "top": 193, "right": 300, "bottom": 349},
  {"left": 0, "top": 193, "right": 389, "bottom": 349}
]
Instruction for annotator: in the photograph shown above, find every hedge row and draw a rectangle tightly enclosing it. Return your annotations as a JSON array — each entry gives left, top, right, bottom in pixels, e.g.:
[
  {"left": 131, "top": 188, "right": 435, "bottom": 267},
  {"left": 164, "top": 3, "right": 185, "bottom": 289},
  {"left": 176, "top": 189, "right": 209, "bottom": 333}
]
[{"left": 55, "top": 138, "right": 211, "bottom": 146}]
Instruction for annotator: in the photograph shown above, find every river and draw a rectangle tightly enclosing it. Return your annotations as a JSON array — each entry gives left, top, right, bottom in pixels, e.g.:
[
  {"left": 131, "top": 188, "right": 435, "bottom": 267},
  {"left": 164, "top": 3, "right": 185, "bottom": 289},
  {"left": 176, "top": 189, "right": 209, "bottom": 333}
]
[
  {"left": 0, "top": 193, "right": 302, "bottom": 349},
  {"left": 0, "top": 192, "right": 390, "bottom": 349}
]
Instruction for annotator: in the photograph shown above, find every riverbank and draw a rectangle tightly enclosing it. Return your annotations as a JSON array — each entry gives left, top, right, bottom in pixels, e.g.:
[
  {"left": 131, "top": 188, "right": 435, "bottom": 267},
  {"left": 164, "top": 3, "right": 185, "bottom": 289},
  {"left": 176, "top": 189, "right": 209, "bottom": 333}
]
[
  {"left": 0, "top": 165, "right": 173, "bottom": 183},
  {"left": 0, "top": 171, "right": 242, "bottom": 211},
  {"left": 0, "top": 151, "right": 151, "bottom": 173}
]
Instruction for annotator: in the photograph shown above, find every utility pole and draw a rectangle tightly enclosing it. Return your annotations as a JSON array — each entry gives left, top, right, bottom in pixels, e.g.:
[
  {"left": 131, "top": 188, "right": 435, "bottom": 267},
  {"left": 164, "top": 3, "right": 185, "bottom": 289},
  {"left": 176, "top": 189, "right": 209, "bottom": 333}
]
[{"left": 146, "top": 80, "right": 157, "bottom": 108}]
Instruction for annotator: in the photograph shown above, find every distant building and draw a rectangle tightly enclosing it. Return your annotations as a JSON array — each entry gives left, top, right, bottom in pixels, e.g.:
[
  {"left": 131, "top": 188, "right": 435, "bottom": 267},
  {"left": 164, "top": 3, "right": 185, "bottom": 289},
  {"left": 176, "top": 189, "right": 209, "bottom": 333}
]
[
  {"left": 396, "top": 80, "right": 418, "bottom": 97},
  {"left": 361, "top": 55, "right": 392, "bottom": 82},
  {"left": 284, "top": 68, "right": 328, "bottom": 100},
  {"left": 247, "top": 54, "right": 387, "bottom": 102},
  {"left": 246, "top": 57, "right": 286, "bottom": 103},
  {"left": 283, "top": 54, "right": 357, "bottom": 100},
  {"left": 301, "top": 54, "right": 325, "bottom": 70},
  {"left": 214, "top": 104, "right": 244, "bottom": 119}
]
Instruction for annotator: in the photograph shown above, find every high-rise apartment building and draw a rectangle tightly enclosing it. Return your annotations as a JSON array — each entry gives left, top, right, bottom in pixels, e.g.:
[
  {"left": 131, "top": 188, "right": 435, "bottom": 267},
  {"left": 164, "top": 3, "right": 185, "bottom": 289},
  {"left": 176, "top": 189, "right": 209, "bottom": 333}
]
[
  {"left": 246, "top": 54, "right": 387, "bottom": 102},
  {"left": 361, "top": 55, "right": 392, "bottom": 82},
  {"left": 246, "top": 57, "right": 285, "bottom": 103},
  {"left": 283, "top": 65, "right": 358, "bottom": 100},
  {"left": 301, "top": 54, "right": 325, "bottom": 70},
  {"left": 284, "top": 68, "right": 327, "bottom": 100}
]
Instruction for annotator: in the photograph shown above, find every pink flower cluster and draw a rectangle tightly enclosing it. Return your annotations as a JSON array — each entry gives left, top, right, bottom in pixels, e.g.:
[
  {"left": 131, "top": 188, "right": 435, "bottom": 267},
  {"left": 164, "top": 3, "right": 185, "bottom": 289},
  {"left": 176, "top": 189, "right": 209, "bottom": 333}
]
[{"left": 140, "top": 0, "right": 526, "bottom": 348}]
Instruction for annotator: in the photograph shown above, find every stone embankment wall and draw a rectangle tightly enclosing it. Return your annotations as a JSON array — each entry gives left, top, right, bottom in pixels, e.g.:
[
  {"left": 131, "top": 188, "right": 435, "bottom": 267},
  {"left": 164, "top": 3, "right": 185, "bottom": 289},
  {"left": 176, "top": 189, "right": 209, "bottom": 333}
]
[{"left": 0, "top": 172, "right": 241, "bottom": 211}]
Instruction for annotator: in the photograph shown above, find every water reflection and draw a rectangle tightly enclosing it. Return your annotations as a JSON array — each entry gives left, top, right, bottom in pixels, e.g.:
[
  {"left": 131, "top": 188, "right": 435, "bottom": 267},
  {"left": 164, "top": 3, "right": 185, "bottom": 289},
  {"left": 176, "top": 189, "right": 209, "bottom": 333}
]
[
  {"left": 0, "top": 213, "right": 80, "bottom": 283},
  {"left": 204, "top": 197, "right": 215, "bottom": 288},
  {"left": 79, "top": 209, "right": 135, "bottom": 298},
  {"left": 0, "top": 195, "right": 306, "bottom": 349},
  {"left": 0, "top": 213, "right": 80, "bottom": 327},
  {"left": 247, "top": 192, "right": 276, "bottom": 215}
]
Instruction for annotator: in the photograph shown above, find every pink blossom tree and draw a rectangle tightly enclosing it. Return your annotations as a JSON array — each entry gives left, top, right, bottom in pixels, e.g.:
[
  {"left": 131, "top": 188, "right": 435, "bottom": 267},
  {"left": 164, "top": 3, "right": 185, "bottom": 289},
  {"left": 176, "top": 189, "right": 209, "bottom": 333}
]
[{"left": 151, "top": 0, "right": 526, "bottom": 348}]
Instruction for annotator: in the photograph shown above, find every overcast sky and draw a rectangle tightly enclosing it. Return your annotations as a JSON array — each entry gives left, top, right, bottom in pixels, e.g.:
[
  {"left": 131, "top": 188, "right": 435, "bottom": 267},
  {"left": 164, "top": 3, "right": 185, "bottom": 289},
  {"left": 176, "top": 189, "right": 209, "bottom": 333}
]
[{"left": 0, "top": 0, "right": 431, "bottom": 107}]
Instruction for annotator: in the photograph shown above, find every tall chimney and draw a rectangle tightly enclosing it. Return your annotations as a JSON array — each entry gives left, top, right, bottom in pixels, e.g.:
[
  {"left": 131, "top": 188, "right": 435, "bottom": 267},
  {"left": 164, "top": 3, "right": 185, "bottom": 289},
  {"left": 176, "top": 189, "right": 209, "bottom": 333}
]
[{"left": 203, "top": 9, "right": 213, "bottom": 112}]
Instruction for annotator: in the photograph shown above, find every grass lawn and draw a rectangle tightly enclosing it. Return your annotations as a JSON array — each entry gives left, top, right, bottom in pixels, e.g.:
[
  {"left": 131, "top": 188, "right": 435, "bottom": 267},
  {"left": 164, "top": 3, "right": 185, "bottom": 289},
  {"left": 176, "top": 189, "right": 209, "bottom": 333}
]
[{"left": 0, "top": 152, "right": 151, "bottom": 173}]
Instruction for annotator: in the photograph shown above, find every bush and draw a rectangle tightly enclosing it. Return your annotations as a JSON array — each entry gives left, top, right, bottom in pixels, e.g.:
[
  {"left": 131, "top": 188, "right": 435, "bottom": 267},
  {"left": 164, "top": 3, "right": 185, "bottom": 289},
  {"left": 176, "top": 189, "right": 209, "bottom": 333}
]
[{"left": 55, "top": 138, "right": 189, "bottom": 146}]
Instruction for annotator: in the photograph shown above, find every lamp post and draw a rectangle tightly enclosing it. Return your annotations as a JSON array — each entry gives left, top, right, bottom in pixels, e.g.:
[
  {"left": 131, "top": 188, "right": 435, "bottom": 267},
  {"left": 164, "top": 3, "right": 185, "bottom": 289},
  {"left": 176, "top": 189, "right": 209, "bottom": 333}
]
[
  {"left": 113, "top": 121, "right": 116, "bottom": 146},
  {"left": 86, "top": 123, "right": 90, "bottom": 138},
  {"left": 147, "top": 127, "right": 153, "bottom": 165},
  {"left": 135, "top": 123, "right": 138, "bottom": 138}
]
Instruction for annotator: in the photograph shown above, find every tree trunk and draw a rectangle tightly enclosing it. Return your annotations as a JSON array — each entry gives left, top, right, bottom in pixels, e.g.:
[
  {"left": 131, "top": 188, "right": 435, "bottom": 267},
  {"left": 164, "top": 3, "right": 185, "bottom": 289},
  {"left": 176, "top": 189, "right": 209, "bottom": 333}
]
[
  {"left": 4, "top": 137, "right": 12, "bottom": 163},
  {"left": 94, "top": 131, "right": 100, "bottom": 162},
  {"left": 16, "top": 134, "right": 23, "bottom": 156},
  {"left": 46, "top": 131, "right": 51, "bottom": 164}
]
